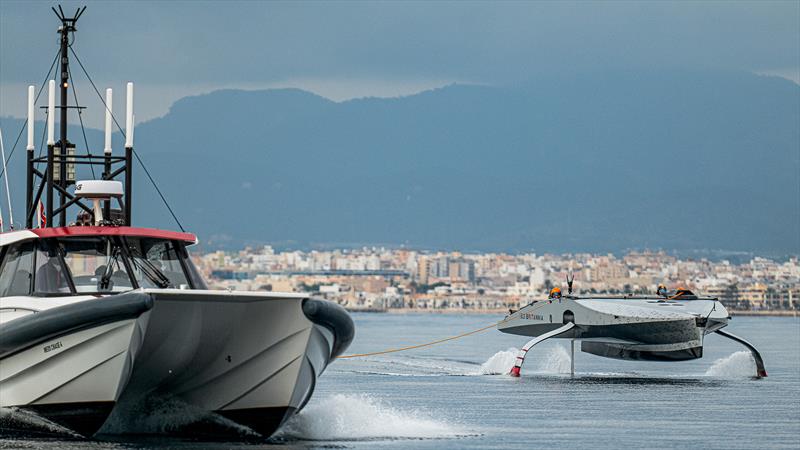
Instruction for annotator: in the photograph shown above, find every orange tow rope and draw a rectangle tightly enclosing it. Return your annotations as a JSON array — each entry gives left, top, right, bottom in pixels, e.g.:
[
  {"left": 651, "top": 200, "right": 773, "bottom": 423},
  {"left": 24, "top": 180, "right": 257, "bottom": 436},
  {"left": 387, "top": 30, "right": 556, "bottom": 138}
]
[
  {"left": 336, "top": 321, "right": 503, "bottom": 359},
  {"left": 336, "top": 303, "right": 559, "bottom": 359}
]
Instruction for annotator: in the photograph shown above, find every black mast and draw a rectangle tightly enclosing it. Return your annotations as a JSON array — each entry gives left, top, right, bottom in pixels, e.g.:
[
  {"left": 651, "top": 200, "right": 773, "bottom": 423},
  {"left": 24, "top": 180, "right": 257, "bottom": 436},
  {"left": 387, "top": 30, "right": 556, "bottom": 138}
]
[
  {"left": 56, "top": 6, "right": 78, "bottom": 226},
  {"left": 26, "top": 5, "right": 133, "bottom": 229}
]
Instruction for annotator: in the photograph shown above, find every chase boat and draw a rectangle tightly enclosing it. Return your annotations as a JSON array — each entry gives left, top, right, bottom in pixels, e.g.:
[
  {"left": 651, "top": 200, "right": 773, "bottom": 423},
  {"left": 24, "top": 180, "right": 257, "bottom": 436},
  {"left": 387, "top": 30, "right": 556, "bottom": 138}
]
[{"left": 0, "top": 6, "right": 353, "bottom": 438}]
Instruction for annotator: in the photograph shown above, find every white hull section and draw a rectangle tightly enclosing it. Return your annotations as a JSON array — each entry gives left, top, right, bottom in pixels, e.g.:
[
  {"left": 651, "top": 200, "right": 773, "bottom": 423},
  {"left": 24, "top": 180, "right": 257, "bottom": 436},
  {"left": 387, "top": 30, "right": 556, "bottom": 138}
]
[{"left": 0, "top": 319, "right": 138, "bottom": 407}]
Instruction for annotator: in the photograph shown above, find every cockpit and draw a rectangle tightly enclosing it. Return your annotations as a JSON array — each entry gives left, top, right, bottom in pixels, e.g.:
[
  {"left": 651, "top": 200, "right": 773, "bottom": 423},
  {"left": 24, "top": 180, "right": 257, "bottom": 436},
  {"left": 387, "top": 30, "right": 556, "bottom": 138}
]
[{"left": 0, "top": 235, "right": 206, "bottom": 297}]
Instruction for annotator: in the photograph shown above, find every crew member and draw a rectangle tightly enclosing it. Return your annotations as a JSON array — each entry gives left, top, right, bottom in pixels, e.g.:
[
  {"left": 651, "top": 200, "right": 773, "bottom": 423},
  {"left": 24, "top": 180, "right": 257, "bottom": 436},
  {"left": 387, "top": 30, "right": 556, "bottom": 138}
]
[
  {"left": 549, "top": 286, "right": 562, "bottom": 299},
  {"left": 656, "top": 283, "right": 668, "bottom": 297}
]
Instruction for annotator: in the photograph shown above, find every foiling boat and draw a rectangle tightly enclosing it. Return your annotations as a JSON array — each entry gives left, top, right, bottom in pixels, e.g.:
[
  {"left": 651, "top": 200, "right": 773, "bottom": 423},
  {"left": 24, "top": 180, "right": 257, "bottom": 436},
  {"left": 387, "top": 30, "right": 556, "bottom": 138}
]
[
  {"left": 0, "top": 6, "right": 354, "bottom": 438},
  {"left": 498, "top": 277, "right": 766, "bottom": 378}
]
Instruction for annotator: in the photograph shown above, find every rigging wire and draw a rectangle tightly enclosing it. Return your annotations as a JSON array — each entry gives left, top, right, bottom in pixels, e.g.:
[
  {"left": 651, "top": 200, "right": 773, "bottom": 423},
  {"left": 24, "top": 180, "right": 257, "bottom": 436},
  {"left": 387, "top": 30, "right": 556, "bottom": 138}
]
[
  {"left": 0, "top": 49, "right": 60, "bottom": 181},
  {"left": 130, "top": 151, "right": 185, "bottom": 232},
  {"left": 69, "top": 47, "right": 124, "bottom": 134},
  {"left": 37, "top": 111, "right": 48, "bottom": 162},
  {"left": 69, "top": 46, "right": 125, "bottom": 137},
  {"left": 0, "top": 128, "right": 10, "bottom": 229},
  {"left": 29, "top": 112, "right": 50, "bottom": 226},
  {"left": 66, "top": 64, "right": 97, "bottom": 178},
  {"left": 69, "top": 46, "right": 185, "bottom": 232}
]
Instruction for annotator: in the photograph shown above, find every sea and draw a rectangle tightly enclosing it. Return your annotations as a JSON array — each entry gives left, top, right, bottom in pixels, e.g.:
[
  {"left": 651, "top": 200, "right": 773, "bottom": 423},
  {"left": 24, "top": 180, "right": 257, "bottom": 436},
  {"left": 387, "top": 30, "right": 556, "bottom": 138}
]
[{"left": 2, "top": 313, "right": 798, "bottom": 449}]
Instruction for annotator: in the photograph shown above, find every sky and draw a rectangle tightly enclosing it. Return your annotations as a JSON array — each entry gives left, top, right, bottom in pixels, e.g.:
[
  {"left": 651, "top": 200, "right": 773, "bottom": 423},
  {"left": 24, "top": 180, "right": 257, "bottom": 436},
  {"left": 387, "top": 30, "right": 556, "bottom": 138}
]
[{"left": 1, "top": 1, "right": 798, "bottom": 127}]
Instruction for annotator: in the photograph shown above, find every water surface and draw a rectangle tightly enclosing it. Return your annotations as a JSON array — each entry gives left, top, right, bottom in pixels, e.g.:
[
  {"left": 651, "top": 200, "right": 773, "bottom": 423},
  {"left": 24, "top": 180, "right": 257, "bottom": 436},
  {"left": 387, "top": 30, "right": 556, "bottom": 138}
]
[{"left": 2, "top": 314, "right": 798, "bottom": 449}]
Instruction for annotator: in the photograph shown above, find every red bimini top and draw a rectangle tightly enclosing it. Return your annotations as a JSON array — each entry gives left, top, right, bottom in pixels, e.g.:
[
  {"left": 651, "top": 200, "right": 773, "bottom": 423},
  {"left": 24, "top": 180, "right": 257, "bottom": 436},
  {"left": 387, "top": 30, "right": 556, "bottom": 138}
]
[
  {"left": 0, "top": 226, "right": 197, "bottom": 247},
  {"left": 32, "top": 226, "right": 197, "bottom": 242}
]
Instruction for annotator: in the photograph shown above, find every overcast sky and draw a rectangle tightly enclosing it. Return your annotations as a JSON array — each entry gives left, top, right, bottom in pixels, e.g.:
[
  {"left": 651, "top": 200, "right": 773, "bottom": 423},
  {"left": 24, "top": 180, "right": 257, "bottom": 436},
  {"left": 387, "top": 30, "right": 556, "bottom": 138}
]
[{"left": 1, "top": 0, "right": 798, "bottom": 126}]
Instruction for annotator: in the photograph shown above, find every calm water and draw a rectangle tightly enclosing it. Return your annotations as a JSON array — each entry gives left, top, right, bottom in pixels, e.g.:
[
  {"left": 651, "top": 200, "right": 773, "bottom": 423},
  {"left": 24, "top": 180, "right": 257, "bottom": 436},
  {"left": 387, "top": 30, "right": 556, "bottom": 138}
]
[{"left": 2, "top": 314, "right": 799, "bottom": 449}]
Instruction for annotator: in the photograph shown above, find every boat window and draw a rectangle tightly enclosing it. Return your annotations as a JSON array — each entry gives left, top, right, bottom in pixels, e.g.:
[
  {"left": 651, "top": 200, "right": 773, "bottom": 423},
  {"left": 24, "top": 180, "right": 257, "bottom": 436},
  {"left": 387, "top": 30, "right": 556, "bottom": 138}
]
[
  {"left": 183, "top": 247, "right": 207, "bottom": 289},
  {"left": 58, "top": 237, "right": 133, "bottom": 293},
  {"left": 126, "top": 238, "right": 189, "bottom": 288},
  {"left": 34, "top": 241, "right": 72, "bottom": 295},
  {"left": 0, "top": 243, "right": 34, "bottom": 297}
]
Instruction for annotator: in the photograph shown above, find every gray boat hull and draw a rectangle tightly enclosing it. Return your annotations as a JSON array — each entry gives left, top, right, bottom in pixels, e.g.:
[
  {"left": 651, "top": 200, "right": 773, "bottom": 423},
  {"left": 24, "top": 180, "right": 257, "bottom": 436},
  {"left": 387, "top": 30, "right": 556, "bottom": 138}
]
[
  {"left": 107, "top": 289, "right": 353, "bottom": 437},
  {"left": 498, "top": 296, "right": 729, "bottom": 363}
]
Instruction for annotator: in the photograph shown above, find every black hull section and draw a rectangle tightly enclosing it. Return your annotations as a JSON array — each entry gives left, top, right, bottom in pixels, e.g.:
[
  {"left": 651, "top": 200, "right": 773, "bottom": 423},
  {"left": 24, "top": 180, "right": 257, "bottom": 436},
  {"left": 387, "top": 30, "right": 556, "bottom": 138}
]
[
  {"left": 502, "top": 320, "right": 699, "bottom": 346},
  {"left": 0, "top": 291, "right": 153, "bottom": 359},
  {"left": 23, "top": 401, "right": 115, "bottom": 438},
  {"left": 302, "top": 298, "right": 354, "bottom": 359},
  {"left": 582, "top": 341, "right": 703, "bottom": 361},
  {"left": 216, "top": 406, "right": 296, "bottom": 438}
]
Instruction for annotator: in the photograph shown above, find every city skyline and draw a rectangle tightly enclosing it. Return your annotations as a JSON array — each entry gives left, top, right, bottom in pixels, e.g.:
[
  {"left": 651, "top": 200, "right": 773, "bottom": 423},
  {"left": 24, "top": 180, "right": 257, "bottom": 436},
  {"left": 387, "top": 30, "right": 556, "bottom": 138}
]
[{"left": 194, "top": 245, "right": 800, "bottom": 313}]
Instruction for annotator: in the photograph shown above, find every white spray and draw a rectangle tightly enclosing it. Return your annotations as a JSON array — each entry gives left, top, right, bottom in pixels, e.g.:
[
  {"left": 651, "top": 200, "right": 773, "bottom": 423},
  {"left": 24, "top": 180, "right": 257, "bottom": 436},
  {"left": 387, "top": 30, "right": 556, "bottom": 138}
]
[{"left": 278, "top": 394, "right": 473, "bottom": 441}]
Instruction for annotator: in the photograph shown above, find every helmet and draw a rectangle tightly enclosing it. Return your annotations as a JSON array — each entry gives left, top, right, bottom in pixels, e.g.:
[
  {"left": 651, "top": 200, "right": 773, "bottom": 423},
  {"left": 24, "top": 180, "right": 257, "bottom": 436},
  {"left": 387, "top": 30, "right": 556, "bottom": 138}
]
[{"left": 549, "top": 287, "right": 562, "bottom": 298}]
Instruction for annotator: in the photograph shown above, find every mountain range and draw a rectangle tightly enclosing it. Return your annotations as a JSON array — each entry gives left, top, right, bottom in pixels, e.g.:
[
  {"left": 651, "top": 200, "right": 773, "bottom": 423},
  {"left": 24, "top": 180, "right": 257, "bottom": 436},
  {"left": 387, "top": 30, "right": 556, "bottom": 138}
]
[{"left": 1, "top": 69, "right": 798, "bottom": 254}]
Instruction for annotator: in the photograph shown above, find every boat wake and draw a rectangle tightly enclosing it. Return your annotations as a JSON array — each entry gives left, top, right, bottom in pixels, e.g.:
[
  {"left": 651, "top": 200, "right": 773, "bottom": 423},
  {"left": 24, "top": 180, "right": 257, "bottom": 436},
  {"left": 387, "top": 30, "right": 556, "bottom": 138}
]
[
  {"left": 336, "top": 344, "right": 574, "bottom": 377},
  {"left": 0, "top": 407, "right": 79, "bottom": 438},
  {"left": 277, "top": 394, "right": 476, "bottom": 441},
  {"left": 339, "top": 355, "right": 477, "bottom": 377},
  {"left": 705, "top": 351, "right": 757, "bottom": 378},
  {"left": 98, "top": 395, "right": 259, "bottom": 438},
  {"left": 339, "top": 345, "right": 762, "bottom": 380}
]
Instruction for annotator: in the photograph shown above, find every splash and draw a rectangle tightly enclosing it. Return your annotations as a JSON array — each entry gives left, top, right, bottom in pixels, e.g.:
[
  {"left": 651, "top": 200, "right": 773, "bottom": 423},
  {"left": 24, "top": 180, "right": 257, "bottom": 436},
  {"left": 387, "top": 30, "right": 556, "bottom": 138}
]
[
  {"left": 0, "top": 407, "right": 79, "bottom": 437},
  {"left": 98, "top": 395, "right": 258, "bottom": 437},
  {"left": 478, "top": 348, "right": 518, "bottom": 375},
  {"left": 477, "top": 344, "right": 573, "bottom": 376},
  {"left": 705, "top": 351, "right": 756, "bottom": 378},
  {"left": 277, "top": 394, "right": 474, "bottom": 441},
  {"left": 532, "top": 345, "right": 572, "bottom": 375}
]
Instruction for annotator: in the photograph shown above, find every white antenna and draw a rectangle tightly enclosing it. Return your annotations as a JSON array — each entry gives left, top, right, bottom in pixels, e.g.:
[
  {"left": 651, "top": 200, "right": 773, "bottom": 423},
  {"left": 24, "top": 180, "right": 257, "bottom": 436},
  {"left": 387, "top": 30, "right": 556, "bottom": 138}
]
[
  {"left": 47, "top": 80, "right": 55, "bottom": 146},
  {"left": 125, "top": 82, "right": 134, "bottom": 148},
  {"left": 27, "top": 85, "right": 35, "bottom": 152},
  {"left": 0, "top": 128, "right": 13, "bottom": 230},
  {"left": 104, "top": 88, "right": 113, "bottom": 154}
]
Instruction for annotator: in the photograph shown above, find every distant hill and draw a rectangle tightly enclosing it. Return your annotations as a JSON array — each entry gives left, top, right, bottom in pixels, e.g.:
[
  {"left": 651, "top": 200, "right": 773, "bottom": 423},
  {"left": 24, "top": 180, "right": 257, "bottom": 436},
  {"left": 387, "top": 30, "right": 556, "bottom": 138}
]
[{"left": 2, "top": 70, "right": 798, "bottom": 253}]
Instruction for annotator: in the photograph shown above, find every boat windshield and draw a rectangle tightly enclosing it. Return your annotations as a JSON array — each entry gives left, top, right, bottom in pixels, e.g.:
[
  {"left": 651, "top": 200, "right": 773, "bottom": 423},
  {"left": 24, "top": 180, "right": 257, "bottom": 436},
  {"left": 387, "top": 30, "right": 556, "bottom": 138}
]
[
  {"left": 0, "top": 235, "right": 201, "bottom": 296},
  {"left": 58, "top": 237, "right": 134, "bottom": 294},
  {"left": 62, "top": 237, "right": 193, "bottom": 293},
  {"left": 124, "top": 238, "right": 189, "bottom": 289}
]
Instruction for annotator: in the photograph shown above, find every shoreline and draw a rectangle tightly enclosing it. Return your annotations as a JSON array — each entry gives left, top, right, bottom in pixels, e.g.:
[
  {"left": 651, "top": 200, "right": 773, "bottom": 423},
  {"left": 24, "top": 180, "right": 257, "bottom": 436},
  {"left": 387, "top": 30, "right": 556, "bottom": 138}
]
[
  {"left": 345, "top": 307, "right": 799, "bottom": 317},
  {"left": 729, "top": 310, "right": 799, "bottom": 317}
]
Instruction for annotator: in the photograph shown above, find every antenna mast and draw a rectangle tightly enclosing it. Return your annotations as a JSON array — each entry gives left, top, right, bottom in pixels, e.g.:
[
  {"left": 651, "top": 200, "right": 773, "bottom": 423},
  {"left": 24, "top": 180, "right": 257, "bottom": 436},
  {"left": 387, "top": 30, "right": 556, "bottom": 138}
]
[
  {"left": 25, "top": 5, "right": 134, "bottom": 229},
  {"left": 53, "top": 5, "right": 85, "bottom": 226}
]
